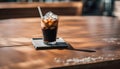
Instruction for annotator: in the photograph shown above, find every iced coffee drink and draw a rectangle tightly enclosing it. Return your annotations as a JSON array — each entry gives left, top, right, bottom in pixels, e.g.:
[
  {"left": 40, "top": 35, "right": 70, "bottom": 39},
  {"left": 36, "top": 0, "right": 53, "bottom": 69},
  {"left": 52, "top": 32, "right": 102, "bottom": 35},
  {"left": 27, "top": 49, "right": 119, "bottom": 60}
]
[{"left": 41, "top": 11, "right": 58, "bottom": 45}]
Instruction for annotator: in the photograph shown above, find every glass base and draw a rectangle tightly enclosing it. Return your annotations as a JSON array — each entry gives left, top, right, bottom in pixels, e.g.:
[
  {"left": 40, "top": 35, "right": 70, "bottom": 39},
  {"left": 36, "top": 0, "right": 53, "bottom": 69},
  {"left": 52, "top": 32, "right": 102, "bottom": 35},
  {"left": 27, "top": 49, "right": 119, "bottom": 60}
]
[{"left": 44, "top": 41, "right": 56, "bottom": 45}]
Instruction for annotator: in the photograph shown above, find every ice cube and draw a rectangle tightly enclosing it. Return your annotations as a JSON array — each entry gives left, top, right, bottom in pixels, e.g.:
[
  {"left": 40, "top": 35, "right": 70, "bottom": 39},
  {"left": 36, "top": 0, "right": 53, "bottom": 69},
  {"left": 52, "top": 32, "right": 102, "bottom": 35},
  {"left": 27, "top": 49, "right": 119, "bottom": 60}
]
[
  {"left": 51, "top": 14, "right": 58, "bottom": 20},
  {"left": 45, "top": 11, "right": 53, "bottom": 16},
  {"left": 44, "top": 11, "right": 58, "bottom": 20}
]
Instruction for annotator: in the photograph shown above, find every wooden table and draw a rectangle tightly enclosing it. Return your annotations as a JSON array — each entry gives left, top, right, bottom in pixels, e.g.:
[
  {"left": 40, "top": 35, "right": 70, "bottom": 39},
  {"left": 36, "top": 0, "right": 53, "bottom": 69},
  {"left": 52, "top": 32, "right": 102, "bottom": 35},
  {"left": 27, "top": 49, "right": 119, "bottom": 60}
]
[{"left": 0, "top": 16, "right": 120, "bottom": 69}]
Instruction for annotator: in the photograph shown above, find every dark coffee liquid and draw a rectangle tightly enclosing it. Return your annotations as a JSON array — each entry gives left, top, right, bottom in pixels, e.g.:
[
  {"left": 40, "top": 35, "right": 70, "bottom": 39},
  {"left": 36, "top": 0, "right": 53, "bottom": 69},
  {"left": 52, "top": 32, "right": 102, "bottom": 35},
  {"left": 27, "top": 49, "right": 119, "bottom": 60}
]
[{"left": 42, "top": 27, "right": 57, "bottom": 42}]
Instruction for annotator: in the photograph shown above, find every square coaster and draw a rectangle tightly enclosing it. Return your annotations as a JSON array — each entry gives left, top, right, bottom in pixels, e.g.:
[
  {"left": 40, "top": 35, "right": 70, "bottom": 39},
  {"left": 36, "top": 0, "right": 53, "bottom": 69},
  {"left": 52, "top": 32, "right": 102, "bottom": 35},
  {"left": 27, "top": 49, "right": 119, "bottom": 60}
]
[{"left": 32, "top": 38, "right": 69, "bottom": 50}]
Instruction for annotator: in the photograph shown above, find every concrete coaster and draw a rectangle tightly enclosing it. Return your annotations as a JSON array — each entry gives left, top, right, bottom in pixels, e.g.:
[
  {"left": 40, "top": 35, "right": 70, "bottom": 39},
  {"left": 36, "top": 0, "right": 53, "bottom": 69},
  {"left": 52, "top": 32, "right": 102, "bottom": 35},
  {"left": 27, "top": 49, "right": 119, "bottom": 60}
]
[{"left": 32, "top": 38, "right": 69, "bottom": 50}]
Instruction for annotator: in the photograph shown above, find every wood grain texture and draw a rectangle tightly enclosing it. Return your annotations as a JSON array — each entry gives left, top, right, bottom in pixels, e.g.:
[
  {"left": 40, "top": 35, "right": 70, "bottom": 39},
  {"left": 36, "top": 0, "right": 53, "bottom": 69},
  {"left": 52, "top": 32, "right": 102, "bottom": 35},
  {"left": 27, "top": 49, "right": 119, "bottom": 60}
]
[{"left": 0, "top": 16, "right": 120, "bottom": 69}]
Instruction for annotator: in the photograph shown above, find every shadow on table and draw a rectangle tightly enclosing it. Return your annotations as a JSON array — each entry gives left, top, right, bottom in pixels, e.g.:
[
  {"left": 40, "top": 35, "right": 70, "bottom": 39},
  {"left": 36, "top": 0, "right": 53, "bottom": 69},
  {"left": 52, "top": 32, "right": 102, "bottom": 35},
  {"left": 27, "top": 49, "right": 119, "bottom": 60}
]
[
  {"left": 0, "top": 39, "right": 96, "bottom": 53},
  {"left": 51, "top": 59, "right": 120, "bottom": 69},
  {"left": 32, "top": 42, "right": 96, "bottom": 52},
  {"left": 66, "top": 43, "right": 96, "bottom": 52},
  {"left": 0, "top": 43, "right": 32, "bottom": 48}
]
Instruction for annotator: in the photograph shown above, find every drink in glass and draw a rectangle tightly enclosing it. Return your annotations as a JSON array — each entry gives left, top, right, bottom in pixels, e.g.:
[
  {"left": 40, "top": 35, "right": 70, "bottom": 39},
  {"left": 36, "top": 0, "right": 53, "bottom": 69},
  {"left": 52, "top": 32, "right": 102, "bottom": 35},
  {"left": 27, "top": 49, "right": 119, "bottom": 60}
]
[{"left": 41, "top": 12, "right": 58, "bottom": 45}]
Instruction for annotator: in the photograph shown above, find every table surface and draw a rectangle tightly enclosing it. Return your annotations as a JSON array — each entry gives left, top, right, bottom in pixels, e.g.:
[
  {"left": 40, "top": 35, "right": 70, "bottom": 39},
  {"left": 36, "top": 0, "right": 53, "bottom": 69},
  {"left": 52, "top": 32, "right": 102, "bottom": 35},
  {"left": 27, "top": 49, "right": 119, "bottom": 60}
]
[{"left": 0, "top": 16, "right": 120, "bottom": 69}]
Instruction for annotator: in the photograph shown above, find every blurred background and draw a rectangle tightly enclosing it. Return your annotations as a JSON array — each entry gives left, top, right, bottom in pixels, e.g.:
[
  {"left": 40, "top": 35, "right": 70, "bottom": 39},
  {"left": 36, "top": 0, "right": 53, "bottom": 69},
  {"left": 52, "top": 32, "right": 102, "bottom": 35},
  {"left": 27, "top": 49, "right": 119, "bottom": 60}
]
[
  {"left": 0, "top": 0, "right": 119, "bottom": 19},
  {"left": 0, "top": 0, "right": 81, "bottom": 2}
]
